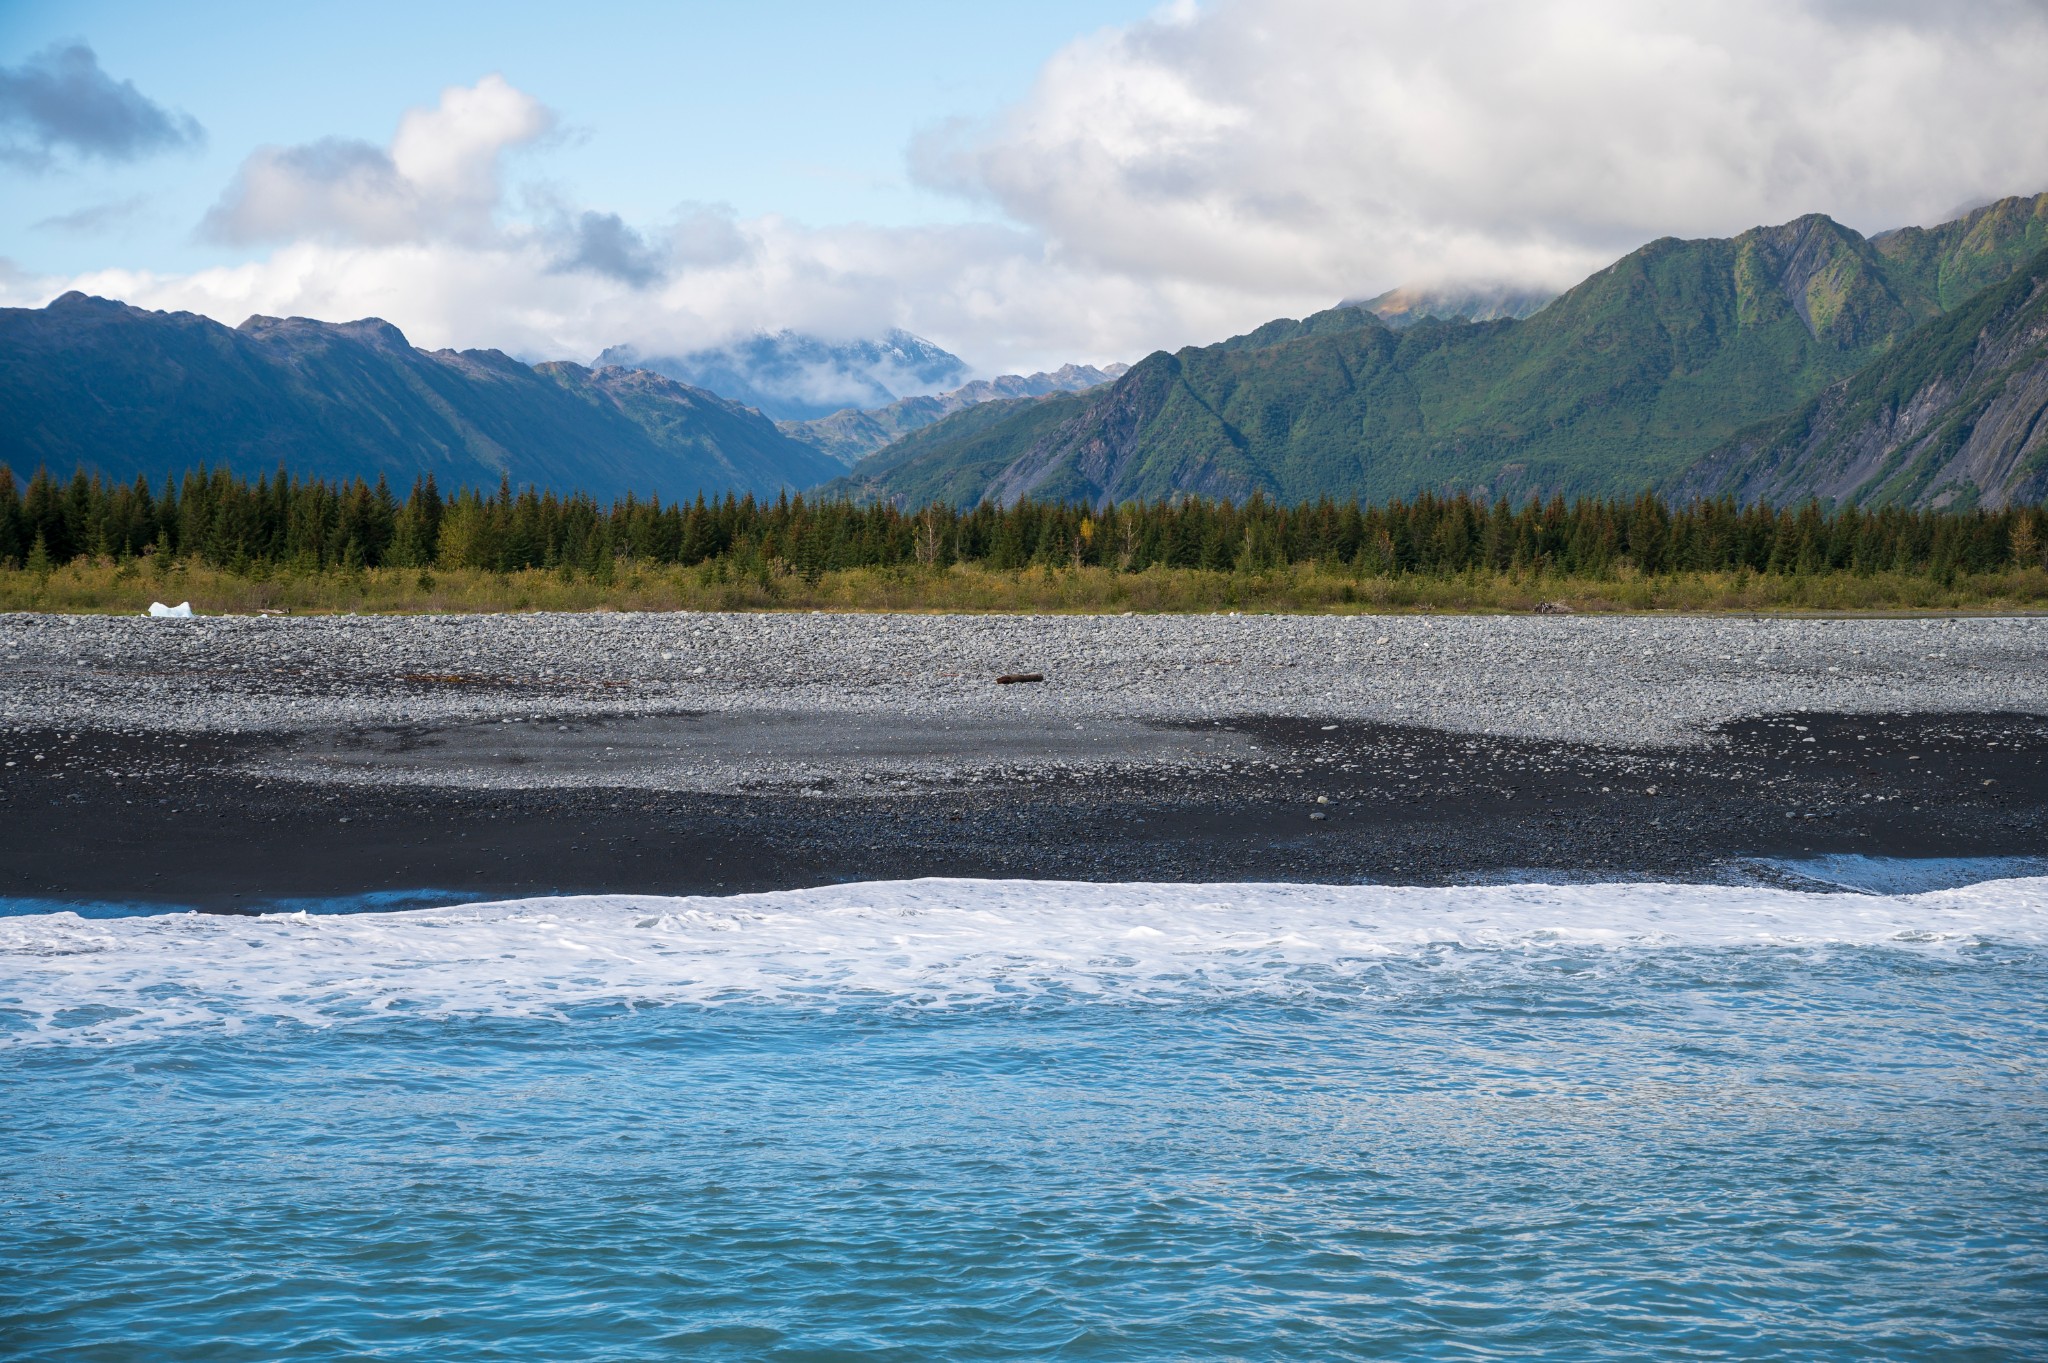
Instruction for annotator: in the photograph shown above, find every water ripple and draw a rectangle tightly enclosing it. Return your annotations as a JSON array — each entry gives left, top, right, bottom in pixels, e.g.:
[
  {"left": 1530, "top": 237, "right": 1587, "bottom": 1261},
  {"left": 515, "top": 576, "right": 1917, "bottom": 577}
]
[{"left": 2, "top": 880, "right": 2044, "bottom": 1358}]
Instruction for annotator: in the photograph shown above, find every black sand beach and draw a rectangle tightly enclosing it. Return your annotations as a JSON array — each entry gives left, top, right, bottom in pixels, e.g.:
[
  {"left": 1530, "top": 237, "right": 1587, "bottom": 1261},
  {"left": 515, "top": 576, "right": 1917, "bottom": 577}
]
[
  {"left": 5, "top": 708, "right": 2043, "bottom": 910},
  {"left": 6, "top": 612, "right": 2046, "bottom": 909}
]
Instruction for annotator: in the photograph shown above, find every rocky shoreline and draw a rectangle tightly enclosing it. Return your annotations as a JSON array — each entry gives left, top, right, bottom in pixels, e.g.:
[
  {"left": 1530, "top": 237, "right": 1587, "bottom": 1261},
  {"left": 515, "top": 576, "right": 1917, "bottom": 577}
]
[
  {"left": 3, "top": 612, "right": 2045, "bottom": 910},
  {"left": 6, "top": 611, "right": 2045, "bottom": 744}
]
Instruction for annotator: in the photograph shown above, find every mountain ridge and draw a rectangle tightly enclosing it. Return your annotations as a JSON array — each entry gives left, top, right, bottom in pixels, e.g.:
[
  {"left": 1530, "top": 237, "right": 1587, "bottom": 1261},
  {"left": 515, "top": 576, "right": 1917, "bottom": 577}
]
[
  {"left": 1872, "top": 191, "right": 2048, "bottom": 312},
  {"left": 834, "top": 195, "right": 2048, "bottom": 509},
  {"left": 1676, "top": 245, "right": 2048, "bottom": 508},
  {"left": 8, "top": 196, "right": 2048, "bottom": 512},
  {"left": 0, "top": 293, "right": 839, "bottom": 500}
]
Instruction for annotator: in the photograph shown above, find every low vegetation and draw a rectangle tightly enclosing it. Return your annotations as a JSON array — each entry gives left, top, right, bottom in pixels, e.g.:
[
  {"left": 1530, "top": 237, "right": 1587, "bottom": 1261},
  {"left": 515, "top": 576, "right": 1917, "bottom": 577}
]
[{"left": 5, "top": 557, "right": 2047, "bottom": 617}]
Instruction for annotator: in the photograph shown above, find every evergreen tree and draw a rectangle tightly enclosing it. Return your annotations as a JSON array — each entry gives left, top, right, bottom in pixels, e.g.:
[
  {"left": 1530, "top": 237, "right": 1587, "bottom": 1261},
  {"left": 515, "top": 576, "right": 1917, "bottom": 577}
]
[{"left": 0, "top": 467, "right": 23, "bottom": 568}]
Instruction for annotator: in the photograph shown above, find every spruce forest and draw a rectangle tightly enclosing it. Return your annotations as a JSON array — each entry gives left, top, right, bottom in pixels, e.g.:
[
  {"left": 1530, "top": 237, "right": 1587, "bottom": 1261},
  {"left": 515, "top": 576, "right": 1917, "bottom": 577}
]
[{"left": 2, "top": 463, "right": 2044, "bottom": 616}]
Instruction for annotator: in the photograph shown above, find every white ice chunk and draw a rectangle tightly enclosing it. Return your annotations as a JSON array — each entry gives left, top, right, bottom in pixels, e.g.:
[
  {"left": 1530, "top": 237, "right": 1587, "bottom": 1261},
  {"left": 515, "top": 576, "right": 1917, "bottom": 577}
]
[{"left": 147, "top": 602, "right": 194, "bottom": 618}]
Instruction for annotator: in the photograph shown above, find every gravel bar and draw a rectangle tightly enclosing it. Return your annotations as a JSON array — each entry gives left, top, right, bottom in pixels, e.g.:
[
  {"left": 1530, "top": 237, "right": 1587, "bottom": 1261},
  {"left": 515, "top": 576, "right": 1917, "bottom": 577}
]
[
  {"left": 6, "top": 611, "right": 2047, "bottom": 907},
  {"left": 5, "top": 612, "right": 2045, "bottom": 746}
]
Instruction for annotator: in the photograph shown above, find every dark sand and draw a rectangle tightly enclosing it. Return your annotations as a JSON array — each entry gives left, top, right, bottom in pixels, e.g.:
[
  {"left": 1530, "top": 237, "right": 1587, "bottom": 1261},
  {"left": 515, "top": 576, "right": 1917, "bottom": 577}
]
[{"left": 3, "top": 710, "right": 2043, "bottom": 912}]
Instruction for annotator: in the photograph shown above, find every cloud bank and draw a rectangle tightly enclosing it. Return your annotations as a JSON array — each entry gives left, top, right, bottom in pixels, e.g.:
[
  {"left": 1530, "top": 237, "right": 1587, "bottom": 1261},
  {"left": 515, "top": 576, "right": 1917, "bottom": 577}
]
[
  {"left": 920, "top": 0, "right": 2048, "bottom": 298},
  {"left": 13, "top": 2, "right": 2048, "bottom": 374},
  {"left": 0, "top": 42, "right": 203, "bottom": 169}
]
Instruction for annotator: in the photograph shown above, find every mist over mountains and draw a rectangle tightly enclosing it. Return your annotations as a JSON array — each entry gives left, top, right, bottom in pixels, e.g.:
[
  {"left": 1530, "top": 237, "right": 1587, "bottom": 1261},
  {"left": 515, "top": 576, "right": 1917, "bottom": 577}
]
[
  {"left": 594, "top": 330, "right": 971, "bottom": 422},
  {"left": 1352, "top": 285, "right": 1556, "bottom": 328},
  {"left": 780, "top": 362, "right": 1130, "bottom": 466}
]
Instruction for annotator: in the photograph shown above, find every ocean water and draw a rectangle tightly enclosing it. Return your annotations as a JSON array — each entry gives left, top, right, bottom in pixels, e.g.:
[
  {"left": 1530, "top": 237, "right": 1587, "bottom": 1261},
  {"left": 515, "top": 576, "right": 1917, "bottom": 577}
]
[{"left": 3, "top": 877, "right": 2045, "bottom": 1360}]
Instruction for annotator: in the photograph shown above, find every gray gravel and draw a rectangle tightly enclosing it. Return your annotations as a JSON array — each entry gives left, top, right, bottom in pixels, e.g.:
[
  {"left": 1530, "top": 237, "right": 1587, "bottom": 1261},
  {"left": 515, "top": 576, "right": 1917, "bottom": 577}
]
[
  {"left": 261, "top": 712, "right": 1270, "bottom": 794},
  {"left": 5, "top": 611, "right": 2043, "bottom": 749}
]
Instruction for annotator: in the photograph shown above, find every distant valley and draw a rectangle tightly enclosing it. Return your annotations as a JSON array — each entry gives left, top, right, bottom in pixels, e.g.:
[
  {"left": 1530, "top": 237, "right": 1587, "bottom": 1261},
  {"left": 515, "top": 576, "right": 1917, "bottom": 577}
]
[
  {"left": 595, "top": 329, "right": 970, "bottom": 422},
  {"left": 779, "top": 362, "right": 1129, "bottom": 465}
]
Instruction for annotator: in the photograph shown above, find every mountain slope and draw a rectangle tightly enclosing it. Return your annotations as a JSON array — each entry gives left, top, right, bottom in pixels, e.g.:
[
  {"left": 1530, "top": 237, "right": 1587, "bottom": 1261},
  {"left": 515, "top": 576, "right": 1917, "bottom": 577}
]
[
  {"left": 596, "top": 329, "right": 969, "bottom": 421},
  {"left": 817, "top": 392, "right": 1098, "bottom": 507},
  {"left": 837, "top": 201, "right": 2048, "bottom": 508},
  {"left": 1675, "top": 246, "right": 2048, "bottom": 508},
  {"left": 779, "top": 362, "right": 1128, "bottom": 464},
  {"left": 1871, "top": 192, "right": 2048, "bottom": 313},
  {"left": 840, "top": 214, "right": 1920, "bottom": 506},
  {"left": 0, "top": 294, "right": 838, "bottom": 499}
]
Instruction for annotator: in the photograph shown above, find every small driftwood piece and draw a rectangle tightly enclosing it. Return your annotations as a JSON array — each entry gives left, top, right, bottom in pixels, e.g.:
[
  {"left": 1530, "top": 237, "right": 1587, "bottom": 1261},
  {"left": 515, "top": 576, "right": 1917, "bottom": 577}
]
[{"left": 995, "top": 672, "right": 1045, "bottom": 685}]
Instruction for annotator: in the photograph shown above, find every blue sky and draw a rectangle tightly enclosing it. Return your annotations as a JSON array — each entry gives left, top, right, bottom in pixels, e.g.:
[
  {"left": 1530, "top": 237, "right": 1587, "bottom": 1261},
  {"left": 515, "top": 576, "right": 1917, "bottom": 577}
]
[
  {"left": 0, "top": 0, "right": 1155, "bottom": 277},
  {"left": 3, "top": 2, "right": 2045, "bottom": 373}
]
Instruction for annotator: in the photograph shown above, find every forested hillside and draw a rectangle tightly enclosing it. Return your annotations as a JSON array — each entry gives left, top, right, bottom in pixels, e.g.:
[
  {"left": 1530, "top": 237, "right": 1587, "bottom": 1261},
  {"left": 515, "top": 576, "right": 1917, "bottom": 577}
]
[
  {"left": 838, "top": 196, "right": 2048, "bottom": 509},
  {"left": 1680, "top": 247, "right": 2048, "bottom": 508},
  {"left": 7, "top": 197, "right": 2047, "bottom": 514},
  {"left": 0, "top": 294, "right": 840, "bottom": 501}
]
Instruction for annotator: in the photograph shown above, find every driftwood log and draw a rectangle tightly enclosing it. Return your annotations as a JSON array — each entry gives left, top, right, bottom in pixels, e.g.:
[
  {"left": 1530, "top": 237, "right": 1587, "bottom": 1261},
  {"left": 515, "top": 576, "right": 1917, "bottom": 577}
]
[{"left": 995, "top": 672, "right": 1045, "bottom": 685}]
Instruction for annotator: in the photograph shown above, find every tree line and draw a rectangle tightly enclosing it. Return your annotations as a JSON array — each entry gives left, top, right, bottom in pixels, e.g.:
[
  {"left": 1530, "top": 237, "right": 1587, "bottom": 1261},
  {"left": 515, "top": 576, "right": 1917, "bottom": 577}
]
[{"left": 2, "top": 463, "right": 2042, "bottom": 581}]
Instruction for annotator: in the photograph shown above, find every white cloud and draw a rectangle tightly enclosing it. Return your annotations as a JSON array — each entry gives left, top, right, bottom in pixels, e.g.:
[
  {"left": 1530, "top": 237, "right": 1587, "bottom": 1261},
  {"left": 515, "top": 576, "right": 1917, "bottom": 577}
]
[
  {"left": 201, "top": 75, "right": 553, "bottom": 245},
  {"left": 13, "top": 4, "right": 2048, "bottom": 376},
  {"left": 20, "top": 214, "right": 1260, "bottom": 374},
  {"left": 920, "top": 0, "right": 2048, "bottom": 297}
]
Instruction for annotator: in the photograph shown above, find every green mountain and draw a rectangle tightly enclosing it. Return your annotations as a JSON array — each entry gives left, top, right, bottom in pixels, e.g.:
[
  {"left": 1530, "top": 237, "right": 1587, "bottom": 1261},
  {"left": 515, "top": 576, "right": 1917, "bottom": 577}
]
[
  {"left": 1871, "top": 192, "right": 2048, "bottom": 312},
  {"left": 0, "top": 293, "right": 840, "bottom": 500},
  {"left": 834, "top": 197, "right": 2048, "bottom": 508},
  {"left": 819, "top": 392, "right": 1096, "bottom": 506},
  {"left": 1676, "top": 246, "right": 2048, "bottom": 509}
]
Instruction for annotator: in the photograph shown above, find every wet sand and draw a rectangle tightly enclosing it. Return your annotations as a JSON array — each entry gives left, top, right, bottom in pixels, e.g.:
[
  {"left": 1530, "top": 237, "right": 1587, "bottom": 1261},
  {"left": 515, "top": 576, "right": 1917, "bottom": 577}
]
[{"left": 4, "top": 708, "right": 2043, "bottom": 911}]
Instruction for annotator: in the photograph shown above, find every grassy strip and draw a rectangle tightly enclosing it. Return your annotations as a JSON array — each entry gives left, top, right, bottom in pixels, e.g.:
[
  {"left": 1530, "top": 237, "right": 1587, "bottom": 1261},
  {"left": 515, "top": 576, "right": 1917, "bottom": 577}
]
[{"left": 4, "top": 559, "right": 2047, "bottom": 616}]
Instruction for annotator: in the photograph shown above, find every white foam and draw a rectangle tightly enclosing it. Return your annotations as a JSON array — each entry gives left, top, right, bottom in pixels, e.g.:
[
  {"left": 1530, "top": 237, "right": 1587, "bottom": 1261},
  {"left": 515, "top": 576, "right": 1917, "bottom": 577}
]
[{"left": 4, "top": 876, "right": 2045, "bottom": 1045}]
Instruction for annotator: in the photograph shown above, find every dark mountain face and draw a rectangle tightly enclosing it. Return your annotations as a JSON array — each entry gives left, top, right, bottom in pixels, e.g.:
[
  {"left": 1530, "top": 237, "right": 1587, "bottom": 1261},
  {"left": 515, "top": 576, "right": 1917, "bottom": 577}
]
[
  {"left": 837, "top": 200, "right": 2048, "bottom": 509},
  {"left": 595, "top": 329, "right": 970, "bottom": 421},
  {"left": 0, "top": 294, "right": 839, "bottom": 499},
  {"left": 1676, "top": 247, "right": 2048, "bottom": 509}
]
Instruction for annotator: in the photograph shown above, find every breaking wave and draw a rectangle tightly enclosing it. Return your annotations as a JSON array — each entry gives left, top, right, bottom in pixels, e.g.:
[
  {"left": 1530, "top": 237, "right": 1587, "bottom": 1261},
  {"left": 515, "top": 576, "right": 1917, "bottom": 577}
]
[{"left": 5, "top": 875, "right": 2045, "bottom": 1044}]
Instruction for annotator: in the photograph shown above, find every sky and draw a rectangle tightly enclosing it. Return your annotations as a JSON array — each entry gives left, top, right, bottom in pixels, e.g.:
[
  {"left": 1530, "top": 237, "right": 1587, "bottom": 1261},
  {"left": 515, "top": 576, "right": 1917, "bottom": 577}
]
[{"left": 5, "top": 0, "right": 2048, "bottom": 376}]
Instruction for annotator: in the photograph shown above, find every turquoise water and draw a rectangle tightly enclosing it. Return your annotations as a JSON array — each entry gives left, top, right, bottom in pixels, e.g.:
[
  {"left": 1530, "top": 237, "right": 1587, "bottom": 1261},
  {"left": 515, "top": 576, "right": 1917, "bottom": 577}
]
[{"left": 3, "top": 878, "right": 2045, "bottom": 1359}]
